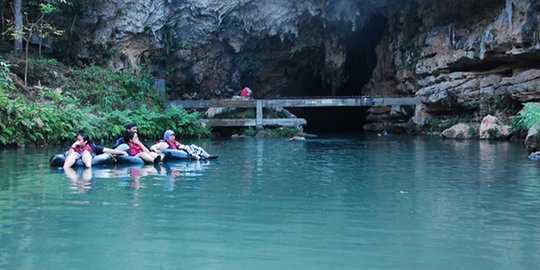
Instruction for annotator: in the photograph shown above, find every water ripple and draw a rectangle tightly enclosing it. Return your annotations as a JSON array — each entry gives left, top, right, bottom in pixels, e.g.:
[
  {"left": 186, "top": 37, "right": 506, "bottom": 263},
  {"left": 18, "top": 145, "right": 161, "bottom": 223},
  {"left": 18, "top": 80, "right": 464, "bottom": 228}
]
[{"left": 1, "top": 138, "right": 540, "bottom": 269}]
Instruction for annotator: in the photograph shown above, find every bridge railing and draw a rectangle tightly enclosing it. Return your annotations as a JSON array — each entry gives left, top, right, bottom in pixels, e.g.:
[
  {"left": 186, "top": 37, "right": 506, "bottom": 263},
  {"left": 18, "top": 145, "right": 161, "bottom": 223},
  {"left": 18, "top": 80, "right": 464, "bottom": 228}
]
[
  {"left": 167, "top": 97, "right": 420, "bottom": 129},
  {"left": 167, "top": 97, "right": 420, "bottom": 109}
]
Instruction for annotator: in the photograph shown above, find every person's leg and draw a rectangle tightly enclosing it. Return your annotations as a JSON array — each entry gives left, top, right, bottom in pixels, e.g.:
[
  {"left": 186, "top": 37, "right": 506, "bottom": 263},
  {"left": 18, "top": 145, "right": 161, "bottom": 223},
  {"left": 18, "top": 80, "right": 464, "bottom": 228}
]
[
  {"left": 82, "top": 168, "right": 93, "bottom": 181},
  {"left": 81, "top": 151, "right": 93, "bottom": 168},
  {"left": 148, "top": 152, "right": 162, "bottom": 163},
  {"left": 63, "top": 152, "right": 80, "bottom": 169},
  {"left": 64, "top": 166, "right": 78, "bottom": 180},
  {"left": 138, "top": 152, "right": 155, "bottom": 163}
]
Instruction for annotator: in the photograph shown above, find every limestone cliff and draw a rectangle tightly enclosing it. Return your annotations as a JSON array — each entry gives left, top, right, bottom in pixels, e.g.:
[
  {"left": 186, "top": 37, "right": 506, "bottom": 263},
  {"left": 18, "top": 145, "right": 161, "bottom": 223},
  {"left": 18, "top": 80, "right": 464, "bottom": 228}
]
[
  {"left": 365, "top": 0, "right": 540, "bottom": 131},
  {"left": 74, "top": 0, "right": 540, "bottom": 133},
  {"left": 80, "top": 0, "right": 384, "bottom": 99}
]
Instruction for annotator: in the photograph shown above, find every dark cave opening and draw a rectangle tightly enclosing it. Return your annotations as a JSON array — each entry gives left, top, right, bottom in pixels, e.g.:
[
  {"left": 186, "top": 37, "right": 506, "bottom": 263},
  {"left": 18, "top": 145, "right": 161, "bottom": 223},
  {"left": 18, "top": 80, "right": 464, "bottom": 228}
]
[
  {"left": 290, "top": 107, "right": 369, "bottom": 134},
  {"left": 341, "top": 14, "right": 387, "bottom": 96},
  {"left": 293, "top": 14, "right": 388, "bottom": 133}
]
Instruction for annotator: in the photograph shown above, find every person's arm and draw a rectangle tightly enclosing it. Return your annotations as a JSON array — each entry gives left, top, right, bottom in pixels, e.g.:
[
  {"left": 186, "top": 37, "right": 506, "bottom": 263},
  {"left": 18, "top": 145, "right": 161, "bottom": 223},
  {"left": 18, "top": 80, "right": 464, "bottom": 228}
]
[
  {"left": 113, "top": 137, "right": 124, "bottom": 148},
  {"left": 175, "top": 140, "right": 185, "bottom": 149},
  {"left": 102, "top": 147, "right": 128, "bottom": 155},
  {"left": 134, "top": 137, "right": 151, "bottom": 153},
  {"left": 142, "top": 141, "right": 151, "bottom": 150},
  {"left": 176, "top": 141, "right": 184, "bottom": 149},
  {"left": 65, "top": 140, "right": 80, "bottom": 155},
  {"left": 150, "top": 142, "right": 168, "bottom": 152}
]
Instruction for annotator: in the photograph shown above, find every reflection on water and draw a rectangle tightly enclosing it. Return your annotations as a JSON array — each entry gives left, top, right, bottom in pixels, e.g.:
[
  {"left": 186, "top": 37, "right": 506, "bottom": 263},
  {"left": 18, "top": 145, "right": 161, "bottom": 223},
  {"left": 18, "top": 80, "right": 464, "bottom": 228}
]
[
  {"left": 1, "top": 136, "right": 540, "bottom": 270},
  {"left": 59, "top": 159, "right": 213, "bottom": 193},
  {"left": 64, "top": 167, "right": 93, "bottom": 194}
]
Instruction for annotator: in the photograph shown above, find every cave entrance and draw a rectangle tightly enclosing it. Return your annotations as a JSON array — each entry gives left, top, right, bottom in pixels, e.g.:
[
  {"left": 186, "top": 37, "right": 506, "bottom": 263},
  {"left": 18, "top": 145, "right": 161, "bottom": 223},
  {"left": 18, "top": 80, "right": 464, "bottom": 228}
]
[
  {"left": 289, "top": 14, "right": 387, "bottom": 133},
  {"left": 290, "top": 107, "right": 369, "bottom": 134}
]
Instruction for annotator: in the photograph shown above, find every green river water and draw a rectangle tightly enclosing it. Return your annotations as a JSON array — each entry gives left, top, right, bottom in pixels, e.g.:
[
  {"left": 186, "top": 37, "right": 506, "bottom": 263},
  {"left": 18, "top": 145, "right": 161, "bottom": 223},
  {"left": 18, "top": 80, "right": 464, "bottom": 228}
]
[{"left": 0, "top": 135, "right": 539, "bottom": 269}]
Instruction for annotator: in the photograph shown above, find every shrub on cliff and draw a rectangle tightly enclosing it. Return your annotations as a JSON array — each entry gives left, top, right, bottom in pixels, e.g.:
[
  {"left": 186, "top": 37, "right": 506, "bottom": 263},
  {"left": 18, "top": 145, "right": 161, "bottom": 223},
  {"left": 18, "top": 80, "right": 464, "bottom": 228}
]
[
  {"left": 62, "top": 65, "right": 161, "bottom": 111},
  {"left": 516, "top": 103, "right": 540, "bottom": 129},
  {"left": 0, "top": 62, "right": 13, "bottom": 107}
]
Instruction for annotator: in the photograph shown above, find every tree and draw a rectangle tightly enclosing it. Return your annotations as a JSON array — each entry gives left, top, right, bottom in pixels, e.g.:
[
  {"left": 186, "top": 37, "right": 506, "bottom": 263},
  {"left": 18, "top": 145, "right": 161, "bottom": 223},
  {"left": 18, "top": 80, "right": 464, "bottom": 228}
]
[
  {"left": 18, "top": 1, "right": 65, "bottom": 85},
  {"left": 13, "top": 0, "right": 23, "bottom": 53}
]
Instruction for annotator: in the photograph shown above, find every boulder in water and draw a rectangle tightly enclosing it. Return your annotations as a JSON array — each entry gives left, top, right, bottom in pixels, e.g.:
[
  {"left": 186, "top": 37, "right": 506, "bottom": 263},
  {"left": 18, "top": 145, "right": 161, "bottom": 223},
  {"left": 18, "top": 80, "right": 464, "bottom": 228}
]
[
  {"left": 525, "top": 122, "right": 540, "bottom": 153},
  {"left": 441, "top": 123, "right": 474, "bottom": 139},
  {"left": 479, "top": 115, "right": 511, "bottom": 140}
]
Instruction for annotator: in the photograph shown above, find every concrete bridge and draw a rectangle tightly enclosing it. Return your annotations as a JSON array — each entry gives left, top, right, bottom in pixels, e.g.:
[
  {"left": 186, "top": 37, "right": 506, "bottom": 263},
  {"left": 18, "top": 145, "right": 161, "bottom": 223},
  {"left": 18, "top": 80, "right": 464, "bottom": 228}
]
[{"left": 167, "top": 97, "right": 420, "bottom": 129}]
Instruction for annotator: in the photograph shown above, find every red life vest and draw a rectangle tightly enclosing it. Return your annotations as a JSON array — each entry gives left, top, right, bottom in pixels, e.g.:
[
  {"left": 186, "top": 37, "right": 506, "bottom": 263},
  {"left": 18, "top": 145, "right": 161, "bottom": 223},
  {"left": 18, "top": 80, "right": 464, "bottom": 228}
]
[
  {"left": 128, "top": 142, "right": 144, "bottom": 156},
  {"left": 241, "top": 87, "right": 251, "bottom": 97},
  {"left": 74, "top": 144, "right": 93, "bottom": 155},
  {"left": 166, "top": 139, "right": 180, "bottom": 150}
]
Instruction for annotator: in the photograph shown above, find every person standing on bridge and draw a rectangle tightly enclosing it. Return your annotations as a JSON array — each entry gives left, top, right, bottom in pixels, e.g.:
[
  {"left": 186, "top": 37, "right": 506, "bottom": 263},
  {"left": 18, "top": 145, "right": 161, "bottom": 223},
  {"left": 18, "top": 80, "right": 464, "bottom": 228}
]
[{"left": 241, "top": 87, "right": 253, "bottom": 99}]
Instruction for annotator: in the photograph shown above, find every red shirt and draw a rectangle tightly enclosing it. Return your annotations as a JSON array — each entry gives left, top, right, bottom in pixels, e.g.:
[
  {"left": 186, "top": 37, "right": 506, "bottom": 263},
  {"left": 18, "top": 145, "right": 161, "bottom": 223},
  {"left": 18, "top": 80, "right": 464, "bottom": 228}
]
[
  {"left": 74, "top": 144, "right": 93, "bottom": 154},
  {"left": 241, "top": 87, "right": 252, "bottom": 97},
  {"left": 128, "top": 142, "right": 144, "bottom": 156}
]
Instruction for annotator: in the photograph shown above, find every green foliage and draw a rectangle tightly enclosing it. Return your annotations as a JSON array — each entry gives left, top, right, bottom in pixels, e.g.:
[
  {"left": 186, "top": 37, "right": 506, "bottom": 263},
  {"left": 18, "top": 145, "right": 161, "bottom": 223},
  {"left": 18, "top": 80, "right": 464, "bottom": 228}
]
[
  {"left": 0, "top": 95, "right": 80, "bottom": 145},
  {"left": 469, "top": 127, "right": 478, "bottom": 136},
  {"left": 481, "top": 93, "right": 520, "bottom": 115},
  {"left": 0, "top": 61, "right": 14, "bottom": 107},
  {"left": 212, "top": 108, "right": 288, "bottom": 120},
  {"left": 258, "top": 127, "right": 301, "bottom": 137},
  {"left": 39, "top": 3, "right": 55, "bottom": 14},
  {"left": 234, "top": 39, "right": 266, "bottom": 79},
  {"left": 422, "top": 115, "right": 473, "bottom": 132},
  {"left": 487, "top": 127, "right": 499, "bottom": 138},
  {"left": 263, "top": 108, "right": 290, "bottom": 118},
  {"left": 212, "top": 108, "right": 256, "bottom": 119},
  {"left": 244, "top": 127, "right": 256, "bottom": 136},
  {"left": 290, "top": 27, "right": 324, "bottom": 58},
  {"left": 241, "top": 127, "right": 301, "bottom": 137},
  {"left": 516, "top": 102, "right": 540, "bottom": 130},
  {"left": 35, "top": 57, "right": 58, "bottom": 66},
  {"left": 0, "top": 63, "right": 210, "bottom": 146},
  {"left": 119, "top": 106, "right": 210, "bottom": 140},
  {"left": 62, "top": 65, "right": 160, "bottom": 111}
]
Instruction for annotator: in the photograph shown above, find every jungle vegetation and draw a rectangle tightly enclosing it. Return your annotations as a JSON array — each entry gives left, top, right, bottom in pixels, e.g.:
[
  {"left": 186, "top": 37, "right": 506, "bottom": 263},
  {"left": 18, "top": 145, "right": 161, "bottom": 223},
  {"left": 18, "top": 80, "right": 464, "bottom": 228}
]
[{"left": 0, "top": 0, "right": 210, "bottom": 146}]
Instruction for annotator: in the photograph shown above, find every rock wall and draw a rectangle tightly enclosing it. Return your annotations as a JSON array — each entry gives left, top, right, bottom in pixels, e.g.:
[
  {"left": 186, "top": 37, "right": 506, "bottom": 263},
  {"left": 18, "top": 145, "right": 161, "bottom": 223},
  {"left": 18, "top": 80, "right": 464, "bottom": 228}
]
[
  {"left": 73, "top": 0, "right": 540, "bottom": 133},
  {"left": 364, "top": 0, "right": 540, "bottom": 131},
  {"left": 78, "top": 0, "right": 386, "bottom": 99}
]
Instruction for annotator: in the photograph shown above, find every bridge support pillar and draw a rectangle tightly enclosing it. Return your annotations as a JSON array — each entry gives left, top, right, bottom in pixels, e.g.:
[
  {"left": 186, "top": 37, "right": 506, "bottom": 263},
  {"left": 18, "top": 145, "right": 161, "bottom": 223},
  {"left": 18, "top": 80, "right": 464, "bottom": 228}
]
[{"left": 256, "top": 100, "right": 263, "bottom": 131}]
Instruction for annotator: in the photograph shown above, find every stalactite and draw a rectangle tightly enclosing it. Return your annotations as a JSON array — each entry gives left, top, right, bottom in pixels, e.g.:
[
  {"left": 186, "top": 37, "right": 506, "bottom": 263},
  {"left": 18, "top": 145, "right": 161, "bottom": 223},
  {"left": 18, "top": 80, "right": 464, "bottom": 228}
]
[
  {"left": 448, "top": 24, "right": 455, "bottom": 48},
  {"left": 506, "top": 0, "right": 513, "bottom": 28}
]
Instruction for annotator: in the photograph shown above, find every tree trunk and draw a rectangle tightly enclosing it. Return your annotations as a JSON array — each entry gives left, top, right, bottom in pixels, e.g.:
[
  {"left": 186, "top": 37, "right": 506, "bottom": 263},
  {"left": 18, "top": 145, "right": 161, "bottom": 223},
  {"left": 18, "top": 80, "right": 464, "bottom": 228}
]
[
  {"left": 24, "top": 28, "right": 30, "bottom": 85},
  {"left": 1, "top": 0, "right": 6, "bottom": 39},
  {"left": 38, "top": 23, "right": 42, "bottom": 56},
  {"left": 13, "top": 0, "right": 23, "bottom": 54}
]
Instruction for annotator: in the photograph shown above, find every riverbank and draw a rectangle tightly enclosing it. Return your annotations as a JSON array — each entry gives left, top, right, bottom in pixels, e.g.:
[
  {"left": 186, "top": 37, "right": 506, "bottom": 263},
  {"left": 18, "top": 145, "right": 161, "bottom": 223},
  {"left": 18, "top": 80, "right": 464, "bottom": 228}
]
[
  {"left": 1, "top": 52, "right": 539, "bottom": 153},
  {"left": 0, "top": 54, "right": 210, "bottom": 147}
]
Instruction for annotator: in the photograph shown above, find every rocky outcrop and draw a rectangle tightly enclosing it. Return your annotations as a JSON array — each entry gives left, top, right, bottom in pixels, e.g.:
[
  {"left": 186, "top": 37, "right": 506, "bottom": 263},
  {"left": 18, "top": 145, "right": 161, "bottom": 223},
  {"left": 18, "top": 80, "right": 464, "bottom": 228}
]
[
  {"left": 78, "top": 0, "right": 385, "bottom": 99},
  {"left": 525, "top": 122, "right": 540, "bottom": 152},
  {"left": 363, "top": 105, "right": 415, "bottom": 132},
  {"left": 441, "top": 123, "right": 475, "bottom": 139},
  {"left": 365, "top": 0, "right": 540, "bottom": 131},
  {"left": 479, "top": 114, "right": 511, "bottom": 139}
]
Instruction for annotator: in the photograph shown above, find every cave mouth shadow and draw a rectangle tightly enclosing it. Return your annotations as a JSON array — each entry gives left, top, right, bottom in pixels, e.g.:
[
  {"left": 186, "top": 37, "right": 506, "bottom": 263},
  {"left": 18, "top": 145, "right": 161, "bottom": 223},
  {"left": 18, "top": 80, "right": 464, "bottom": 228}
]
[
  {"left": 341, "top": 13, "right": 387, "bottom": 96},
  {"left": 288, "top": 14, "right": 387, "bottom": 134},
  {"left": 291, "top": 107, "right": 369, "bottom": 134}
]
